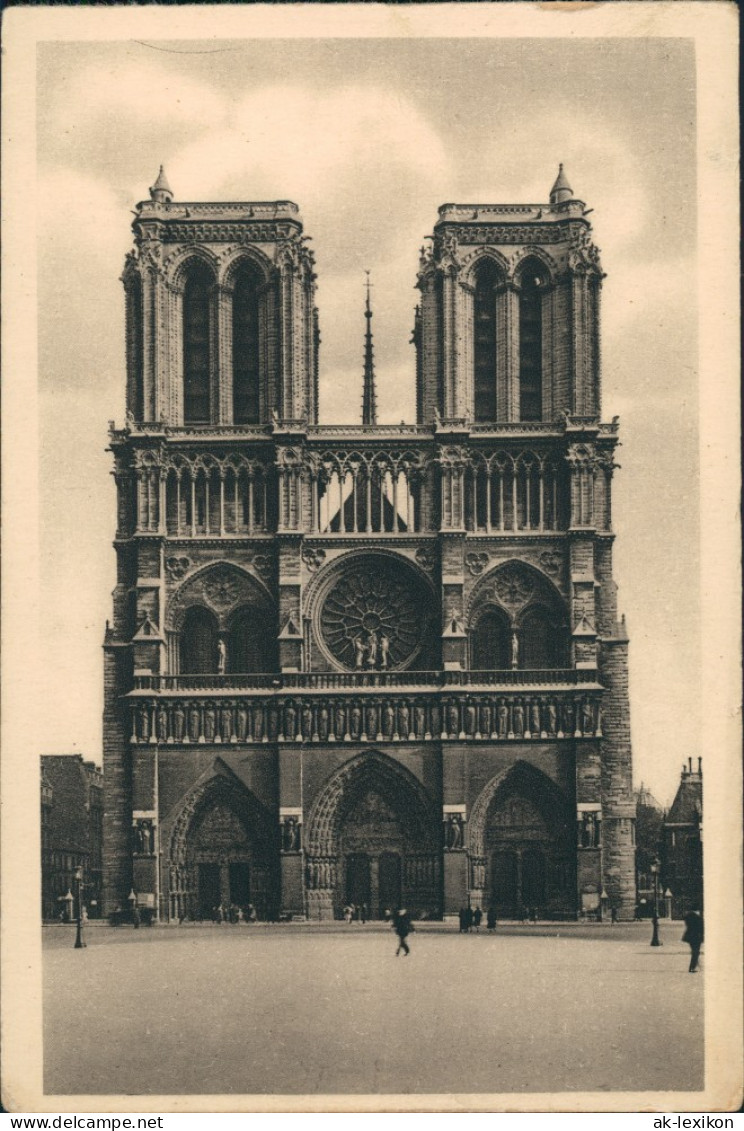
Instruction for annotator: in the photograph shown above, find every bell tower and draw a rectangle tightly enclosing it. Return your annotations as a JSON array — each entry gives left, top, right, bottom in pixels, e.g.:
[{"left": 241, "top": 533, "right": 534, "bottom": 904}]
[
  {"left": 121, "top": 166, "right": 319, "bottom": 428},
  {"left": 415, "top": 165, "right": 603, "bottom": 426}
]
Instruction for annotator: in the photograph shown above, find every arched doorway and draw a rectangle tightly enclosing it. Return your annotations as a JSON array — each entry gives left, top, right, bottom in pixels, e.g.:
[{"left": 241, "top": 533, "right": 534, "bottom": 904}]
[
  {"left": 469, "top": 761, "right": 575, "bottom": 919},
  {"left": 167, "top": 772, "right": 278, "bottom": 921},
  {"left": 305, "top": 752, "right": 441, "bottom": 920}
]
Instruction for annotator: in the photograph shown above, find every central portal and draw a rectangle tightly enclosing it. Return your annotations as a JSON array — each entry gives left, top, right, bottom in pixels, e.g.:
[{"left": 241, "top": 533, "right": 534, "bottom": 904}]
[
  {"left": 341, "top": 790, "right": 405, "bottom": 917},
  {"left": 305, "top": 751, "right": 441, "bottom": 920}
]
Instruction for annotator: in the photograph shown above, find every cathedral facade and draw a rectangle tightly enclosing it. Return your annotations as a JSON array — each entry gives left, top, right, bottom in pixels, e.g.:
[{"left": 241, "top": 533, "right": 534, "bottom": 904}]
[{"left": 102, "top": 166, "right": 636, "bottom": 922}]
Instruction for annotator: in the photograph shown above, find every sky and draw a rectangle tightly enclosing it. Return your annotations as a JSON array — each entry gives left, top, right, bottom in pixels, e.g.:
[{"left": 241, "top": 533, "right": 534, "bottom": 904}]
[{"left": 36, "top": 34, "right": 698, "bottom": 805}]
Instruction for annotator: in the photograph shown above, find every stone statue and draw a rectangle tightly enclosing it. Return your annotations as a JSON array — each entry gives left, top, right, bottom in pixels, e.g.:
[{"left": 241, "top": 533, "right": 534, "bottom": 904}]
[
  {"left": 583, "top": 812, "right": 596, "bottom": 848},
  {"left": 415, "top": 705, "right": 426, "bottom": 738},
  {"left": 188, "top": 705, "right": 200, "bottom": 743},
  {"left": 204, "top": 704, "right": 216, "bottom": 742},
  {"left": 547, "top": 702, "right": 557, "bottom": 735},
  {"left": 447, "top": 815, "right": 463, "bottom": 849},
  {"left": 217, "top": 637, "right": 228, "bottom": 676},
  {"left": 253, "top": 704, "right": 264, "bottom": 742},
  {"left": 302, "top": 704, "right": 313, "bottom": 740},
  {"left": 335, "top": 704, "right": 346, "bottom": 739},
  {"left": 465, "top": 703, "right": 477, "bottom": 736},
  {"left": 354, "top": 636, "right": 366, "bottom": 670},
  {"left": 138, "top": 705, "right": 150, "bottom": 742},
  {"left": 531, "top": 703, "right": 541, "bottom": 735},
  {"left": 582, "top": 701, "right": 594, "bottom": 735},
  {"left": 448, "top": 703, "right": 459, "bottom": 736},
  {"left": 318, "top": 706, "right": 329, "bottom": 741},
  {"left": 365, "top": 704, "right": 377, "bottom": 739},
  {"left": 380, "top": 634, "right": 390, "bottom": 670},
  {"left": 498, "top": 703, "right": 509, "bottom": 737},
  {"left": 481, "top": 703, "right": 492, "bottom": 737},
  {"left": 511, "top": 632, "right": 519, "bottom": 669},
  {"left": 220, "top": 705, "right": 232, "bottom": 742},
  {"left": 399, "top": 702, "right": 410, "bottom": 738},
  {"left": 383, "top": 703, "right": 395, "bottom": 738},
  {"left": 236, "top": 705, "right": 248, "bottom": 741},
  {"left": 157, "top": 705, "right": 169, "bottom": 741},
  {"left": 173, "top": 704, "right": 185, "bottom": 742},
  {"left": 366, "top": 631, "right": 378, "bottom": 668},
  {"left": 285, "top": 703, "right": 296, "bottom": 740},
  {"left": 513, "top": 703, "right": 524, "bottom": 736},
  {"left": 350, "top": 705, "right": 362, "bottom": 739}
]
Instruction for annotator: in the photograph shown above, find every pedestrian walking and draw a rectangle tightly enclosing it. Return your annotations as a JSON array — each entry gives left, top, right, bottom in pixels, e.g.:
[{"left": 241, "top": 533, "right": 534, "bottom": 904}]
[
  {"left": 360, "top": 902, "right": 368, "bottom": 924},
  {"left": 458, "top": 906, "right": 467, "bottom": 933},
  {"left": 473, "top": 907, "right": 482, "bottom": 932},
  {"left": 610, "top": 905, "right": 618, "bottom": 925},
  {"left": 682, "top": 910, "right": 704, "bottom": 972},
  {"left": 486, "top": 905, "right": 497, "bottom": 931},
  {"left": 132, "top": 904, "right": 141, "bottom": 930},
  {"left": 392, "top": 907, "right": 413, "bottom": 956},
  {"left": 464, "top": 905, "right": 474, "bottom": 933}
]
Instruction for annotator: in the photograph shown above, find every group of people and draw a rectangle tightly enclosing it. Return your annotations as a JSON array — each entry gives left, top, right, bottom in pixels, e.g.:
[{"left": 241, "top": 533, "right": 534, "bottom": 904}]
[
  {"left": 209, "top": 903, "right": 258, "bottom": 925},
  {"left": 458, "top": 906, "right": 499, "bottom": 932},
  {"left": 342, "top": 902, "right": 369, "bottom": 923}
]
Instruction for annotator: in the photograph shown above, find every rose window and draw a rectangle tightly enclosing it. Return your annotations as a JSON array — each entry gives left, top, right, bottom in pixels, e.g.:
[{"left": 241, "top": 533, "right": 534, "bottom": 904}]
[{"left": 319, "top": 559, "right": 429, "bottom": 671}]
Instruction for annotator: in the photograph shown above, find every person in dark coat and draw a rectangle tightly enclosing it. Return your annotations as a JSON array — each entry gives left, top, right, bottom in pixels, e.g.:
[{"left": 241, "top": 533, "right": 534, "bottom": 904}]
[
  {"left": 464, "top": 905, "right": 474, "bottom": 933},
  {"left": 473, "top": 907, "right": 483, "bottom": 932},
  {"left": 682, "top": 910, "right": 704, "bottom": 972},
  {"left": 392, "top": 908, "right": 412, "bottom": 956},
  {"left": 486, "top": 905, "right": 497, "bottom": 931},
  {"left": 458, "top": 906, "right": 467, "bottom": 933}
]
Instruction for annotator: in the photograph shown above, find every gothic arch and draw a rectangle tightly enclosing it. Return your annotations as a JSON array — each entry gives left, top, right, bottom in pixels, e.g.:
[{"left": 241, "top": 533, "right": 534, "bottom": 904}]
[
  {"left": 466, "top": 557, "right": 564, "bottom": 623},
  {"left": 220, "top": 247, "right": 273, "bottom": 290},
  {"left": 461, "top": 248, "right": 509, "bottom": 288},
  {"left": 305, "top": 750, "right": 439, "bottom": 857},
  {"left": 166, "top": 561, "right": 274, "bottom": 634},
  {"left": 468, "top": 760, "right": 572, "bottom": 857},
  {"left": 508, "top": 247, "right": 558, "bottom": 287},
  {"left": 168, "top": 769, "right": 275, "bottom": 871},
  {"left": 167, "top": 247, "right": 220, "bottom": 293}
]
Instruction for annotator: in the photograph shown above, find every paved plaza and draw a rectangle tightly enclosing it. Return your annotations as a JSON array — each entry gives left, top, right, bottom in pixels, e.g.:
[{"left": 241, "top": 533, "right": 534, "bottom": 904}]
[{"left": 43, "top": 921, "right": 703, "bottom": 1098}]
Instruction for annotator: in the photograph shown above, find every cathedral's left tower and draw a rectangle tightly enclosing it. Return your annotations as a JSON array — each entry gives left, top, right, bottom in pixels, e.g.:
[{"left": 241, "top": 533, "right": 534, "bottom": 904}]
[{"left": 102, "top": 169, "right": 317, "bottom": 915}]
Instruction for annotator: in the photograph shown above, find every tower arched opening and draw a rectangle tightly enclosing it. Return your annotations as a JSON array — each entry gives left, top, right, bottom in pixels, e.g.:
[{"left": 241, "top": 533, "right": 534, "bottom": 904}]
[
  {"left": 232, "top": 264, "right": 262, "bottom": 425},
  {"left": 516, "top": 258, "right": 549, "bottom": 422},
  {"left": 183, "top": 262, "right": 214, "bottom": 425},
  {"left": 473, "top": 258, "right": 502, "bottom": 422}
]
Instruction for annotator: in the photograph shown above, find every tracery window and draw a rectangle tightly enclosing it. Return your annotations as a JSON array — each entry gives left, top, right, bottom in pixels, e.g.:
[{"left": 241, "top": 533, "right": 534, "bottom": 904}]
[
  {"left": 232, "top": 266, "right": 261, "bottom": 425},
  {"left": 180, "top": 606, "right": 219, "bottom": 674},
  {"left": 473, "top": 260, "right": 500, "bottom": 422},
  {"left": 183, "top": 264, "right": 213, "bottom": 425},
  {"left": 470, "top": 607, "right": 511, "bottom": 670}
]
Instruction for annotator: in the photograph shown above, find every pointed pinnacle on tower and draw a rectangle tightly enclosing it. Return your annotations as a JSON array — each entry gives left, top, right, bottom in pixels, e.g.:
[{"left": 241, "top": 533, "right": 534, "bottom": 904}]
[
  {"left": 149, "top": 165, "right": 174, "bottom": 204},
  {"left": 361, "top": 271, "right": 378, "bottom": 427},
  {"left": 549, "top": 163, "right": 573, "bottom": 205}
]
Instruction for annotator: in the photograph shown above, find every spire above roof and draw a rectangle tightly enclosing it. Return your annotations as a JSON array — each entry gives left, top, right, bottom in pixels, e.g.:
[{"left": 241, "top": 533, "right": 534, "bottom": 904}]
[
  {"left": 149, "top": 165, "right": 174, "bottom": 204},
  {"left": 549, "top": 163, "right": 574, "bottom": 205},
  {"left": 361, "top": 271, "right": 377, "bottom": 428}
]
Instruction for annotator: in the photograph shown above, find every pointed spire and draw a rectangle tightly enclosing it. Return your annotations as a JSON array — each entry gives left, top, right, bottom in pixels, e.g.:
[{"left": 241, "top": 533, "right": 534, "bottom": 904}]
[
  {"left": 149, "top": 165, "right": 173, "bottom": 204},
  {"left": 361, "top": 271, "right": 377, "bottom": 427},
  {"left": 549, "top": 163, "right": 573, "bottom": 205}
]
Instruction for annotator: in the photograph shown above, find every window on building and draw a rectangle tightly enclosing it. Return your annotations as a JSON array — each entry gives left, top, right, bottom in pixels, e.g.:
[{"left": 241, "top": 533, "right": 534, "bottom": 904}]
[
  {"left": 180, "top": 606, "right": 219, "bottom": 674},
  {"left": 233, "top": 266, "right": 261, "bottom": 425},
  {"left": 519, "top": 605, "right": 566, "bottom": 669},
  {"left": 471, "top": 607, "right": 511, "bottom": 669},
  {"left": 183, "top": 265, "right": 212, "bottom": 424},
  {"left": 518, "top": 263, "right": 546, "bottom": 422},
  {"left": 473, "top": 260, "right": 500, "bottom": 422}
]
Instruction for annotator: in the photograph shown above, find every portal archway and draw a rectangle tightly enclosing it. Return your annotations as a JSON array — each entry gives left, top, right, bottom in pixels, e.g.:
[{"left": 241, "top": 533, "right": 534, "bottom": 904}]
[
  {"left": 167, "top": 772, "right": 278, "bottom": 921},
  {"left": 305, "top": 751, "right": 441, "bottom": 919},
  {"left": 469, "top": 761, "right": 574, "bottom": 919}
]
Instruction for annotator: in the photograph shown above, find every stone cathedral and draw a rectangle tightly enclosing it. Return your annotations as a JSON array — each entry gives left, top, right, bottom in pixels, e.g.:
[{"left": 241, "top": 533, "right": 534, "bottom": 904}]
[{"left": 102, "top": 165, "right": 636, "bottom": 923}]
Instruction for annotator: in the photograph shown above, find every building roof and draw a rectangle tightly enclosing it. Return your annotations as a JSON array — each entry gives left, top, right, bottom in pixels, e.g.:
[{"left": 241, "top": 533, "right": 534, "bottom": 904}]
[
  {"left": 635, "top": 782, "right": 663, "bottom": 812},
  {"left": 666, "top": 770, "right": 703, "bottom": 826}
]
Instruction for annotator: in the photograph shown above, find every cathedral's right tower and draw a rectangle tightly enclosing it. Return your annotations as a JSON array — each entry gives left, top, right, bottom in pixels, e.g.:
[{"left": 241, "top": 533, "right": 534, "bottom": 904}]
[{"left": 413, "top": 165, "right": 635, "bottom": 917}]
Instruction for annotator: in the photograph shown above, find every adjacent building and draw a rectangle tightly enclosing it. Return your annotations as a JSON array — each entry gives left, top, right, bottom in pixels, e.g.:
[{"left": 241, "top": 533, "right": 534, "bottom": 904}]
[
  {"left": 102, "top": 166, "right": 636, "bottom": 922},
  {"left": 41, "top": 755, "right": 104, "bottom": 920},
  {"left": 662, "top": 758, "right": 703, "bottom": 918}
]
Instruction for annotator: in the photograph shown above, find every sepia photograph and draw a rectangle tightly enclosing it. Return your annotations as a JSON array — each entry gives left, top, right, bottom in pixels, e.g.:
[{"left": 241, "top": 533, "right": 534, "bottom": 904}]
[{"left": 1, "top": 2, "right": 741, "bottom": 1116}]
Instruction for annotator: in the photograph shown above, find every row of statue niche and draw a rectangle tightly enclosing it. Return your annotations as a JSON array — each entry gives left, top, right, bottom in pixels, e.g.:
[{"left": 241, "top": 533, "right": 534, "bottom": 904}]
[
  {"left": 133, "top": 819, "right": 155, "bottom": 855},
  {"left": 280, "top": 817, "right": 302, "bottom": 853},
  {"left": 354, "top": 630, "right": 391, "bottom": 670},
  {"left": 134, "top": 697, "right": 601, "bottom": 743}
]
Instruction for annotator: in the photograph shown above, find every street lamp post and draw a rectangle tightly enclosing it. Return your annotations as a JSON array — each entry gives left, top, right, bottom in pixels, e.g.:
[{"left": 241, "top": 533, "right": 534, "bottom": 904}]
[
  {"left": 650, "top": 859, "right": 662, "bottom": 947},
  {"left": 74, "top": 867, "right": 86, "bottom": 949}
]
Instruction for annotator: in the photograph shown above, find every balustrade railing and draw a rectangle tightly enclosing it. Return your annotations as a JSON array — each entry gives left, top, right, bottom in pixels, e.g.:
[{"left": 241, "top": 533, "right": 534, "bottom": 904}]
[{"left": 133, "top": 668, "right": 598, "bottom": 693}]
